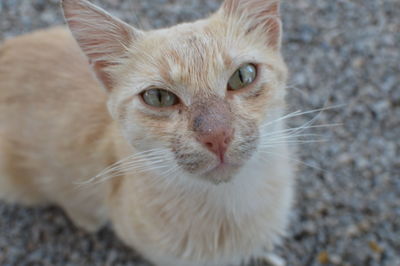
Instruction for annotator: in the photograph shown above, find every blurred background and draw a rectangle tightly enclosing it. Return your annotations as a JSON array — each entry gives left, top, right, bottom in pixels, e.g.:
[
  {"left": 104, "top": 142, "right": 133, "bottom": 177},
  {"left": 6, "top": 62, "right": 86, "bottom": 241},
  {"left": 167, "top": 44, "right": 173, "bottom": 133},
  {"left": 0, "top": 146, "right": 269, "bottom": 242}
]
[{"left": 0, "top": 0, "right": 399, "bottom": 265}]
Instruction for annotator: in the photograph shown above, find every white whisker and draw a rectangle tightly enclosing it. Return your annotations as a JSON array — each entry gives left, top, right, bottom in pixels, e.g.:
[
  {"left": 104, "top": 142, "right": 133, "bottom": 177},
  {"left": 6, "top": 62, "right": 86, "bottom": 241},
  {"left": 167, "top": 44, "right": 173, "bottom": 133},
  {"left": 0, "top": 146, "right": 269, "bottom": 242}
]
[
  {"left": 92, "top": 148, "right": 166, "bottom": 175},
  {"left": 76, "top": 147, "right": 171, "bottom": 186},
  {"left": 261, "top": 123, "right": 341, "bottom": 139},
  {"left": 260, "top": 139, "right": 328, "bottom": 147},
  {"left": 93, "top": 163, "right": 171, "bottom": 185},
  {"left": 262, "top": 133, "right": 322, "bottom": 142},
  {"left": 259, "top": 150, "right": 328, "bottom": 173},
  {"left": 85, "top": 155, "right": 166, "bottom": 183},
  {"left": 261, "top": 104, "right": 344, "bottom": 129}
]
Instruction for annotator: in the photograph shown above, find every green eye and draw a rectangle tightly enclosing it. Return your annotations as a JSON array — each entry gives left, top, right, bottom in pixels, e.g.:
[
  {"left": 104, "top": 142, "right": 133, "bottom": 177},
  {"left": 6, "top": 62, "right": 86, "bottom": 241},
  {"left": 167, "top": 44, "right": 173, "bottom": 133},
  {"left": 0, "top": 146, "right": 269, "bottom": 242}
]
[
  {"left": 142, "top": 89, "right": 179, "bottom": 108},
  {"left": 228, "top": 63, "right": 257, "bottom": 91}
]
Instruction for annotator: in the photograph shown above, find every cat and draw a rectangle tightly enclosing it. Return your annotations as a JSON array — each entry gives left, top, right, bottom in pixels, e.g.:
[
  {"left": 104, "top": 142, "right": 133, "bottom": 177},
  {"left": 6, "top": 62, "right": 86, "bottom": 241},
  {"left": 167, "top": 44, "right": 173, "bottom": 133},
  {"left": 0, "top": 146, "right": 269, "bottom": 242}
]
[{"left": 0, "top": 0, "right": 294, "bottom": 265}]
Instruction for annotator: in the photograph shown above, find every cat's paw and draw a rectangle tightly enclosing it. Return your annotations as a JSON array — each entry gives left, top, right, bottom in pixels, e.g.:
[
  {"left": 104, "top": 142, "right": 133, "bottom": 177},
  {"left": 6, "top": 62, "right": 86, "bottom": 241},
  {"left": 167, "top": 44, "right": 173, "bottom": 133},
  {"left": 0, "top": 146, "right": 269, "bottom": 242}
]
[
  {"left": 254, "top": 253, "right": 286, "bottom": 266},
  {"left": 64, "top": 207, "right": 105, "bottom": 232}
]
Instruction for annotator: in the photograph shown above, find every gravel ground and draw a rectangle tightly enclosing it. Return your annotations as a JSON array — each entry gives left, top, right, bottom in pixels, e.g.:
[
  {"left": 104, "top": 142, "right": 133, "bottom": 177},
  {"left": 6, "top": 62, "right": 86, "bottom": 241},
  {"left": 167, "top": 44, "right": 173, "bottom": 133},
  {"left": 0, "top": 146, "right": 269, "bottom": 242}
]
[{"left": 0, "top": 0, "right": 399, "bottom": 265}]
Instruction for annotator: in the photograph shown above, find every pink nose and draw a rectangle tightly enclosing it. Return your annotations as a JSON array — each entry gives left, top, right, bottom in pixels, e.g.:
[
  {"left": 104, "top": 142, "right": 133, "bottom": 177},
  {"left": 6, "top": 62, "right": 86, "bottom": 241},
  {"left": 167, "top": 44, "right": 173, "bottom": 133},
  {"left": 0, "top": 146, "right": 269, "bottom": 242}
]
[{"left": 197, "top": 129, "right": 233, "bottom": 162}]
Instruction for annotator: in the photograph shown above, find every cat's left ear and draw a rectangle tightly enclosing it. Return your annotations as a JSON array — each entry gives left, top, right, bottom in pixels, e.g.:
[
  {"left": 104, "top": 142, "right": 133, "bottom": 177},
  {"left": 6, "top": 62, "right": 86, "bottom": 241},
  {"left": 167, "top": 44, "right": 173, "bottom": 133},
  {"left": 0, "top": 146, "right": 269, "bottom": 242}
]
[
  {"left": 219, "top": 0, "right": 282, "bottom": 50},
  {"left": 62, "top": 0, "right": 142, "bottom": 91}
]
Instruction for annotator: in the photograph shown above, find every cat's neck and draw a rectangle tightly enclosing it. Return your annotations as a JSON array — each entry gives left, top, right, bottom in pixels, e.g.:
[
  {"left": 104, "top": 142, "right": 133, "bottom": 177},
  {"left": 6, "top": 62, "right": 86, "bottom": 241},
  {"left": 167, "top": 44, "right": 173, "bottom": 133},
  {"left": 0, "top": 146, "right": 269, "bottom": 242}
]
[
  {"left": 111, "top": 137, "right": 291, "bottom": 216},
  {"left": 108, "top": 139, "right": 293, "bottom": 264}
]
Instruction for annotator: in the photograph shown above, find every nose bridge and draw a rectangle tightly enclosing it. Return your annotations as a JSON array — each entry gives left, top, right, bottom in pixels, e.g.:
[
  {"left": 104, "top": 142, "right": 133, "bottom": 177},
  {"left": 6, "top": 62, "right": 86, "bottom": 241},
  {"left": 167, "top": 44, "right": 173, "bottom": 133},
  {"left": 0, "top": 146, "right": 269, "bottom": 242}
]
[
  {"left": 190, "top": 98, "right": 234, "bottom": 160},
  {"left": 190, "top": 98, "right": 232, "bottom": 135}
]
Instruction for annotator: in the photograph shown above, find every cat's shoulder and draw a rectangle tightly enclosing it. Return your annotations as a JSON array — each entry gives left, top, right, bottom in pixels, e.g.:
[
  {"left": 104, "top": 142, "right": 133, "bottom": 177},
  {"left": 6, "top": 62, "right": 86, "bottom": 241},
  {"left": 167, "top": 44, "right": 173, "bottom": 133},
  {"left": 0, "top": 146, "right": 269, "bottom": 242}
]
[
  {"left": 1, "top": 27, "right": 72, "bottom": 47},
  {"left": 0, "top": 26, "right": 85, "bottom": 67}
]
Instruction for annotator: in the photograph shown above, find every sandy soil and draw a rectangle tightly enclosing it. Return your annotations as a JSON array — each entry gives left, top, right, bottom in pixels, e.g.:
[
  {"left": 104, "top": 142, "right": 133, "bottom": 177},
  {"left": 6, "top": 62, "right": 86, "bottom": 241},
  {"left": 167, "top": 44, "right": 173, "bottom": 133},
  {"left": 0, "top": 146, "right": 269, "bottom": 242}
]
[{"left": 0, "top": 0, "right": 399, "bottom": 265}]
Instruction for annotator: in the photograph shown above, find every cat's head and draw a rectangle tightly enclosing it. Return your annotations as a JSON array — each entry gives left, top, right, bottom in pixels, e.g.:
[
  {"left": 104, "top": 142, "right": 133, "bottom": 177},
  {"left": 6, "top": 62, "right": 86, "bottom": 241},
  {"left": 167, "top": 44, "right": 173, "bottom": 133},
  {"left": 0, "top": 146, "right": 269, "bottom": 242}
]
[{"left": 62, "top": 0, "right": 288, "bottom": 184}]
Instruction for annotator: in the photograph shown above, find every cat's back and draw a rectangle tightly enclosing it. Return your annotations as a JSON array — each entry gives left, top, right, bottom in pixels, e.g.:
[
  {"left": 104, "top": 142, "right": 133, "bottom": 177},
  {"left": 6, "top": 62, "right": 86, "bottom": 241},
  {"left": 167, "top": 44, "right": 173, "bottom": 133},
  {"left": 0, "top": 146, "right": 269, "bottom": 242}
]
[
  {"left": 0, "top": 26, "right": 111, "bottom": 168},
  {"left": 0, "top": 26, "right": 105, "bottom": 106},
  {"left": 0, "top": 26, "right": 109, "bottom": 136},
  {"left": 0, "top": 27, "right": 112, "bottom": 206}
]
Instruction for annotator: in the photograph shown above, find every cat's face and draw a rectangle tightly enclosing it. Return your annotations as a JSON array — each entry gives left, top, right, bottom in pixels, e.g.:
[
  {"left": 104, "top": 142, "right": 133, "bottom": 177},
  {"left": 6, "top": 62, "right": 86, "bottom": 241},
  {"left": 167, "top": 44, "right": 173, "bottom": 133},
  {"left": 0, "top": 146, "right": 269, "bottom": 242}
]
[{"left": 63, "top": 0, "right": 287, "bottom": 183}]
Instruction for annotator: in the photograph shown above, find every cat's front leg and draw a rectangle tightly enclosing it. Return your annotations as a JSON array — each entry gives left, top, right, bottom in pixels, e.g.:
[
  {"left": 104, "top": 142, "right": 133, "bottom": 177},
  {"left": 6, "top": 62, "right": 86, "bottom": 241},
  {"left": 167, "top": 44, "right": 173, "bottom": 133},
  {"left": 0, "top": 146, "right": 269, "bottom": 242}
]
[
  {"left": 63, "top": 205, "right": 107, "bottom": 232},
  {"left": 252, "top": 252, "right": 286, "bottom": 266},
  {"left": 59, "top": 186, "right": 109, "bottom": 232}
]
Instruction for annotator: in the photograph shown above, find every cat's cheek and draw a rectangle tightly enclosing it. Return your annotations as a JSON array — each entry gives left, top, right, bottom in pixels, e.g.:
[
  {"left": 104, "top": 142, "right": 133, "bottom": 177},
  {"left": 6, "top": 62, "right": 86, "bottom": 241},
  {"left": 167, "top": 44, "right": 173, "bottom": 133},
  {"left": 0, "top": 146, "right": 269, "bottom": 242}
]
[
  {"left": 170, "top": 136, "right": 207, "bottom": 173},
  {"left": 225, "top": 113, "right": 260, "bottom": 164},
  {"left": 118, "top": 113, "right": 163, "bottom": 151},
  {"left": 120, "top": 121, "right": 149, "bottom": 150}
]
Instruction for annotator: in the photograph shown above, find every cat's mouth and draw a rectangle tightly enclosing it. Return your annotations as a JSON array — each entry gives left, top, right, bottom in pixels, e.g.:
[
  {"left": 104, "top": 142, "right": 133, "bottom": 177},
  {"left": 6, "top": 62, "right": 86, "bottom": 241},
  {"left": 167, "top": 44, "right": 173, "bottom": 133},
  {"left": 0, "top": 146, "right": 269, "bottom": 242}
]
[
  {"left": 200, "top": 161, "right": 242, "bottom": 183},
  {"left": 171, "top": 126, "right": 259, "bottom": 183},
  {"left": 206, "top": 161, "right": 237, "bottom": 173}
]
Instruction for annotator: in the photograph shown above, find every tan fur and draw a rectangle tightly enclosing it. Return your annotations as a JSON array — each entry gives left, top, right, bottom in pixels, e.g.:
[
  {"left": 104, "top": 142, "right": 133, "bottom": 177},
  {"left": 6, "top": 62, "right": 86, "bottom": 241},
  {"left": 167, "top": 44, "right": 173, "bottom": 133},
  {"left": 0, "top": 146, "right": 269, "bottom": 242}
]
[
  {"left": 0, "top": 27, "right": 114, "bottom": 229},
  {"left": 0, "top": 0, "right": 294, "bottom": 265}
]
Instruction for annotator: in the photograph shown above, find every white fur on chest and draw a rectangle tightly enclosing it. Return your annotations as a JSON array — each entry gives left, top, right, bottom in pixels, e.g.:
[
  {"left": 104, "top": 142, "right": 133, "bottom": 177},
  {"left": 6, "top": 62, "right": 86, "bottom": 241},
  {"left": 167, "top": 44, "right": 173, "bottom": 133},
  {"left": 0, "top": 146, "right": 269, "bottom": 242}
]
[{"left": 110, "top": 145, "right": 294, "bottom": 266}]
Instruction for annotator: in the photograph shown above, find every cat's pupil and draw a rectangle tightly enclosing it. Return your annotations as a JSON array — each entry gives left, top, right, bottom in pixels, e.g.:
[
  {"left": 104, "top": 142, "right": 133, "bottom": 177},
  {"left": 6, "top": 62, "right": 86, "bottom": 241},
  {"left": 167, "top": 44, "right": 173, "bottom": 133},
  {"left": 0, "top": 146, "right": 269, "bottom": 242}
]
[
  {"left": 157, "top": 91, "right": 162, "bottom": 104},
  {"left": 238, "top": 69, "right": 244, "bottom": 83},
  {"left": 228, "top": 63, "right": 257, "bottom": 91},
  {"left": 142, "top": 89, "right": 179, "bottom": 108}
]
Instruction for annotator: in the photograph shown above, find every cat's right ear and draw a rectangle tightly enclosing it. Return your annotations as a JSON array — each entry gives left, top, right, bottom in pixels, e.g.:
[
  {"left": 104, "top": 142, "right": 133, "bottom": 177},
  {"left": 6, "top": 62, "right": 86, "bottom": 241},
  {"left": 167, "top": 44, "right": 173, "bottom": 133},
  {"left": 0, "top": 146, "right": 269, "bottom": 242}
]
[
  {"left": 62, "top": 0, "right": 142, "bottom": 91},
  {"left": 218, "top": 0, "right": 282, "bottom": 50}
]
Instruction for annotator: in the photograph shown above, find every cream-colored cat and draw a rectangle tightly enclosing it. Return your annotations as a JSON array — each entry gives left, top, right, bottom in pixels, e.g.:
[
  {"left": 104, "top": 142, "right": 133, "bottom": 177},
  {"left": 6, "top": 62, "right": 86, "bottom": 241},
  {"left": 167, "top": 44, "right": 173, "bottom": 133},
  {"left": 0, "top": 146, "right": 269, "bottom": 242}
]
[{"left": 0, "top": 0, "right": 294, "bottom": 265}]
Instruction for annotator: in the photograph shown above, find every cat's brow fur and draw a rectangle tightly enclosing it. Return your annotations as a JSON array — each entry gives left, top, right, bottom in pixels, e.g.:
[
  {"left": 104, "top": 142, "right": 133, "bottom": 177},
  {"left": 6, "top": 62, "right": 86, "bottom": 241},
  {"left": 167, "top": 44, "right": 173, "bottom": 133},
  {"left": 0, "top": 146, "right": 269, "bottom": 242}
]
[{"left": 0, "top": 0, "right": 294, "bottom": 265}]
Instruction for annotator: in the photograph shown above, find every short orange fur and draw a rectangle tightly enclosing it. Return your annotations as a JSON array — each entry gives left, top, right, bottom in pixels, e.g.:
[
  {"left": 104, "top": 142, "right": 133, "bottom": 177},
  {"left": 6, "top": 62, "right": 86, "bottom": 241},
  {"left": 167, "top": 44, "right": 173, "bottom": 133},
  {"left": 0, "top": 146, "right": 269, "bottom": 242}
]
[{"left": 0, "top": 1, "right": 294, "bottom": 265}]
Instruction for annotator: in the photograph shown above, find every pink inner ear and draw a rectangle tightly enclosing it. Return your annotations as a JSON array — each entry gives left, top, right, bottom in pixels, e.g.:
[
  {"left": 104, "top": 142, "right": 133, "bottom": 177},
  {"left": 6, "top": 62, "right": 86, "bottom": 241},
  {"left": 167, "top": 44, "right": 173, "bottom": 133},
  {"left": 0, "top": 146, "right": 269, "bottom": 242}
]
[
  {"left": 265, "top": 17, "right": 282, "bottom": 50},
  {"left": 263, "top": 3, "right": 281, "bottom": 49},
  {"left": 222, "top": 0, "right": 240, "bottom": 13},
  {"left": 62, "top": 0, "right": 140, "bottom": 91},
  {"left": 221, "top": 0, "right": 282, "bottom": 50},
  {"left": 93, "top": 61, "right": 115, "bottom": 90},
  {"left": 252, "top": 2, "right": 281, "bottom": 50}
]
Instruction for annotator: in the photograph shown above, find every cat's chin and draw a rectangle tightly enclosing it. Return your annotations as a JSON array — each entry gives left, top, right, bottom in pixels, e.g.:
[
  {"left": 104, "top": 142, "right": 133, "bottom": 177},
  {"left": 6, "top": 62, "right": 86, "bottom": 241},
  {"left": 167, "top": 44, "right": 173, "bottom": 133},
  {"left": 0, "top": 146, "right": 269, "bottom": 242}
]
[{"left": 199, "top": 162, "right": 241, "bottom": 184}]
